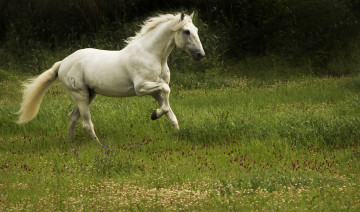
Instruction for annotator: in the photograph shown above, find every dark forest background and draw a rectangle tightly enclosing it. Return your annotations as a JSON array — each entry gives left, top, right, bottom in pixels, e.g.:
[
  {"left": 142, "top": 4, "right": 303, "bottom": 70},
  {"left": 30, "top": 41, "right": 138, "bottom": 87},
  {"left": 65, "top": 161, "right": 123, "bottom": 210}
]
[{"left": 1, "top": 0, "right": 360, "bottom": 76}]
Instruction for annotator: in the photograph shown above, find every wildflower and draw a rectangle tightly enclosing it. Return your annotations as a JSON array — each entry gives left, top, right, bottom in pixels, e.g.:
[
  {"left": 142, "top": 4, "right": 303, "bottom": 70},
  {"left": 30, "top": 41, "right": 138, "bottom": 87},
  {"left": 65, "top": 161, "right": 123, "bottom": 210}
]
[{"left": 72, "top": 149, "right": 78, "bottom": 157}]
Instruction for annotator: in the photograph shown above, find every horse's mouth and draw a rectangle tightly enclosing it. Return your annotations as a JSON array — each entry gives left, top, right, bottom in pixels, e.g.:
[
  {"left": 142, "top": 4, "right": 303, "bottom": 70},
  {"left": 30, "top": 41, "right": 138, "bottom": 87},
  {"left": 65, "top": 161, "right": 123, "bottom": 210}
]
[{"left": 191, "top": 50, "right": 205, "bottom": 61}]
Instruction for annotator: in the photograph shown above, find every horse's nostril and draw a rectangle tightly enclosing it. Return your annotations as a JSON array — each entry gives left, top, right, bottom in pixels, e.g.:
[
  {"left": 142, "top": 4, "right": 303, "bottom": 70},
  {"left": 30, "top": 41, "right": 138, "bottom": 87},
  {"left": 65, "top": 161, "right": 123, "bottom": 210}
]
[{"left": 197, "top": 52, "right": 204, "bottom": 59}]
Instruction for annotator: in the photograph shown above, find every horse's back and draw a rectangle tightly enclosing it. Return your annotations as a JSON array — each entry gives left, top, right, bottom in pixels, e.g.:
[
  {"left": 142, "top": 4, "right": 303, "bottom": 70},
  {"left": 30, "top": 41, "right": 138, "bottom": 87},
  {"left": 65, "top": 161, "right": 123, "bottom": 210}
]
[{"left": 60, "top": 48, "right": 119, "bottom": 69}]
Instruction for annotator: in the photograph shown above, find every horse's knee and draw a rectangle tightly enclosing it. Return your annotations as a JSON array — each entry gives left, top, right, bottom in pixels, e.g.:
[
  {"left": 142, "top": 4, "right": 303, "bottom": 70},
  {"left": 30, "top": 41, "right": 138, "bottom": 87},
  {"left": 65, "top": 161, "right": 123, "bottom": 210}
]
[{"left": 162, "top": 84, "right": 170, "bottom": 94}]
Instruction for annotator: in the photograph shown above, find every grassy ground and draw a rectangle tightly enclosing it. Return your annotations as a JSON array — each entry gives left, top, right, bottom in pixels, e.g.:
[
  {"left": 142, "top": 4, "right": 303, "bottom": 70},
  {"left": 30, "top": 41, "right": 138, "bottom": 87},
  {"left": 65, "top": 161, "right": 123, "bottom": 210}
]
[{"left": 0, "top": 68, "right": 360, "bottom": 211}]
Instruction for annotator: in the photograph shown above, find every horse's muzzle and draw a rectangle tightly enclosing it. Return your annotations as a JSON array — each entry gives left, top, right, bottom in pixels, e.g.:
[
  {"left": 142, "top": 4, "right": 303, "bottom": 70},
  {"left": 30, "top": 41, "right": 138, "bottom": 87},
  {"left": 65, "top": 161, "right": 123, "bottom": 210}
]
[{"left": 192, "top": 50, "right": 205, "bottom": 61}]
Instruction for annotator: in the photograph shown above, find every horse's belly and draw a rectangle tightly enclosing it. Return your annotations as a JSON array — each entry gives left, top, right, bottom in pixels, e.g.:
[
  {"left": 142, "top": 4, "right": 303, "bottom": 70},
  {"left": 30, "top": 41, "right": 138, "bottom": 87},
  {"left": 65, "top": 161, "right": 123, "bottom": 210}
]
[
  {"left": 94, "top": 84, "right": 136, "bottom": 97},
  {"left": 88, "top": 76, "right": 136, "bottom": 97},
  {"left": 83, "top": 66, "right": 135, "bottom": 97}
]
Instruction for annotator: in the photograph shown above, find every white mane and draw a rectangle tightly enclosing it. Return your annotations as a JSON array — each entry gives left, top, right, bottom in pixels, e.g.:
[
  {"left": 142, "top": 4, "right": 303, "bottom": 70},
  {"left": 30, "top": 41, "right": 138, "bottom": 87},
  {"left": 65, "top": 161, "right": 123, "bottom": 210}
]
[{"left": 125, "top": 13, "right": 191, "bottom": 45}]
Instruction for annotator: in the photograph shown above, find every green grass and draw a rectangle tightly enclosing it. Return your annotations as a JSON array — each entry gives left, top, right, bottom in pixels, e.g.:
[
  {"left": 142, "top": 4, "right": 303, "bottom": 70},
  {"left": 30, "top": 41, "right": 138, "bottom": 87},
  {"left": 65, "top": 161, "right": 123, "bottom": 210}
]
[{"left": 1, "top": 69, "right": 360, "bottom": 211}]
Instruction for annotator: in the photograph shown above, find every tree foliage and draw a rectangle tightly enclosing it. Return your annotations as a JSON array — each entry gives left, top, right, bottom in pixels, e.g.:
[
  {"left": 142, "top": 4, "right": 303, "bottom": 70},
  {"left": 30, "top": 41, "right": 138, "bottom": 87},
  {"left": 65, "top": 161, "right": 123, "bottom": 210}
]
[{"left": 1, "top": 0, "right": 359, "bottom": 73}]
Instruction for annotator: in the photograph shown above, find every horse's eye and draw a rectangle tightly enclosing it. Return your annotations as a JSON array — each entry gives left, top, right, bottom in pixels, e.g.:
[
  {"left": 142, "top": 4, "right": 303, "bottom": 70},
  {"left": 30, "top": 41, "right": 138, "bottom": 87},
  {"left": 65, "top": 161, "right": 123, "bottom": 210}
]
[{"left": 183, "top": 30, "right": 190, "bottom": 35}]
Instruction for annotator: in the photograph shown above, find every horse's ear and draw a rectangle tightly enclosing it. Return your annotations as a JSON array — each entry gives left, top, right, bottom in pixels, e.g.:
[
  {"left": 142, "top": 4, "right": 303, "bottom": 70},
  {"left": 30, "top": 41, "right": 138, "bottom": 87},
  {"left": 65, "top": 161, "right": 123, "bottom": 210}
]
[
  {"left": 190, "top": 11, "right": 194, "bottom": 19},
  {"left": 180, "top": 12, "right": 185, "bottom": 21}
]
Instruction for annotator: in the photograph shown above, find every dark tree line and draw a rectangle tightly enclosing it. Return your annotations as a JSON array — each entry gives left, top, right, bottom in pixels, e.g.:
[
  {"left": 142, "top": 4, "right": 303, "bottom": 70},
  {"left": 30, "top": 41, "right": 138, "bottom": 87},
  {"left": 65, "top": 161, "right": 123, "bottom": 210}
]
[{"left": 1, "top": 0, "right": 360, "bottom": 71}]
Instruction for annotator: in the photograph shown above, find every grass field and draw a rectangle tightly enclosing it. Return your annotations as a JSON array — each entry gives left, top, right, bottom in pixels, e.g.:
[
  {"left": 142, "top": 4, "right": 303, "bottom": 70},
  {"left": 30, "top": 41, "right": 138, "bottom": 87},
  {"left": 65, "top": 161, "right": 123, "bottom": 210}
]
[{"left": 0, "top": 68, "right": 360, "bottom": 211}]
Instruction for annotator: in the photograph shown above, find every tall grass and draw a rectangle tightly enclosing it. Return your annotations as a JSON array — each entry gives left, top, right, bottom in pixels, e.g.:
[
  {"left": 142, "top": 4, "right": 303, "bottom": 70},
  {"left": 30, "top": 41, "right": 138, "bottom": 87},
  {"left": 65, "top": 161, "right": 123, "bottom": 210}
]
[{"left": 1, "top": 68, "right": 359, "bottom": 210}]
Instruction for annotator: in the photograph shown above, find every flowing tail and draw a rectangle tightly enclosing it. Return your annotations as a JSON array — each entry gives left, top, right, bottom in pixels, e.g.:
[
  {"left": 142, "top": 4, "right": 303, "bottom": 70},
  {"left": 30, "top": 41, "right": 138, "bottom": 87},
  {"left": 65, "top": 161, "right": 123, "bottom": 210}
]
[{"left": 16, "top": 61, "right": 62, "bottom": 124}]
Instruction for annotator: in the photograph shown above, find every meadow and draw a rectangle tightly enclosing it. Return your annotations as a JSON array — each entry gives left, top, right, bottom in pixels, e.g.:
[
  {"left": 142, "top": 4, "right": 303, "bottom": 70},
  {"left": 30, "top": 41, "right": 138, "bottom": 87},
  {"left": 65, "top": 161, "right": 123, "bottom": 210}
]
[{"left": 0, "top": 64, "right": 360, "bottom": 211}]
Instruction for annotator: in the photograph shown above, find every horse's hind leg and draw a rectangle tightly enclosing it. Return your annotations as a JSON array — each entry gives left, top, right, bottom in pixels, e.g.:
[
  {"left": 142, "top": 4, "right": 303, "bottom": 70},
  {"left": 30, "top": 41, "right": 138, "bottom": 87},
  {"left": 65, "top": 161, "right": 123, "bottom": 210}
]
[
  {"left": 78, "top": 89, "right": 98, "bottom": 142},
  {"left": 66, "top": 88, "right": 98, "bottom": 142},
  {"left": 68, "top": 106, "right": 80, "bottom": 141},
  {"left": 77, "top": 100, "right": 99, "bottom": 142}
]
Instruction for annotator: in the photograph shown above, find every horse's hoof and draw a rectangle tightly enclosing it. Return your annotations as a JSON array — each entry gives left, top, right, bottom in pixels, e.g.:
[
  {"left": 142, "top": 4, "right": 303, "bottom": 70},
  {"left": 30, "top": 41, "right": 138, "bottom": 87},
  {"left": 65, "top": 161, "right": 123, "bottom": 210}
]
[{"left": 151, "top": 110, "right": 158, "bottom": 120}]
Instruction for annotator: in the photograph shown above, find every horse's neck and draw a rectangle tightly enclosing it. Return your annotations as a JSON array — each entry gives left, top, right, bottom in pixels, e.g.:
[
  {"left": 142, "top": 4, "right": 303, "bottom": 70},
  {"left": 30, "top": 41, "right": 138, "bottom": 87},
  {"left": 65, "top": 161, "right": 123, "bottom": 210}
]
[{"left": 139, "top": 21, "right": 175, "bottom": 64}]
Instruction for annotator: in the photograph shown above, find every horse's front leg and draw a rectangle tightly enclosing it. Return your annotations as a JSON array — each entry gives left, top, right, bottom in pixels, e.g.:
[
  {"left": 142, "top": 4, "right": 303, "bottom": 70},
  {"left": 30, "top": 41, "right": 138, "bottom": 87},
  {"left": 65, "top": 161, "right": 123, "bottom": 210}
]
[
  {"left": 152, "top": 92, "right": 179, "bottom": 131},
  {"left": 135, "top": 81, "right": 179, "bottom": 131}
]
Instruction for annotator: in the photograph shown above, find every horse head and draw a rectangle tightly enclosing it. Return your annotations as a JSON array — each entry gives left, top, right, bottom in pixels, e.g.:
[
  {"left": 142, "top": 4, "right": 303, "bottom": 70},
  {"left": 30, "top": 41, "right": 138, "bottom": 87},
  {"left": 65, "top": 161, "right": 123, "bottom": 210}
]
[{"left": 173, "top": 12, "right": 205, "bottom": 61}]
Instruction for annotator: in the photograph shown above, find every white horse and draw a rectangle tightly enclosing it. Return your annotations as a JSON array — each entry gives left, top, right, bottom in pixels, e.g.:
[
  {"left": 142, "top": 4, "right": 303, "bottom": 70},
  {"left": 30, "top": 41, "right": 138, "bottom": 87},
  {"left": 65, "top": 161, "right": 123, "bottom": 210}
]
[{"left": 17, "top": 12, "right": 205, "bottom": 142}]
